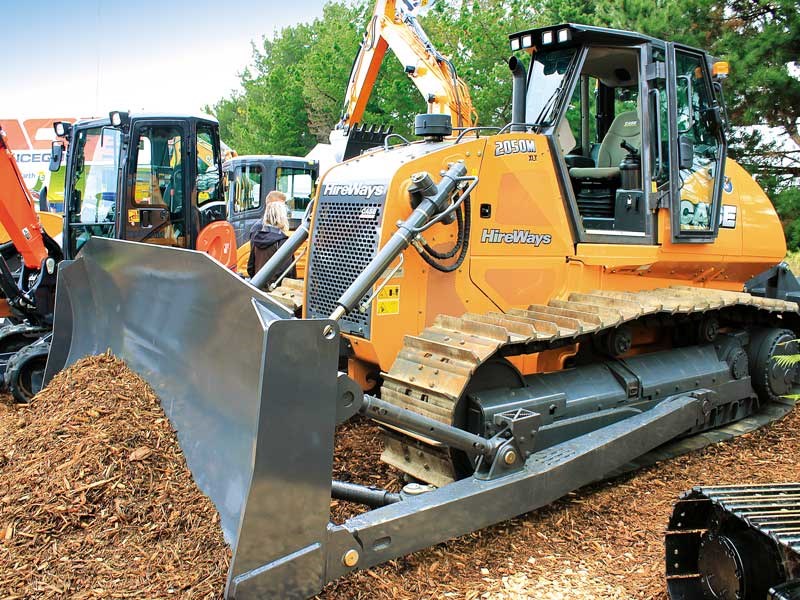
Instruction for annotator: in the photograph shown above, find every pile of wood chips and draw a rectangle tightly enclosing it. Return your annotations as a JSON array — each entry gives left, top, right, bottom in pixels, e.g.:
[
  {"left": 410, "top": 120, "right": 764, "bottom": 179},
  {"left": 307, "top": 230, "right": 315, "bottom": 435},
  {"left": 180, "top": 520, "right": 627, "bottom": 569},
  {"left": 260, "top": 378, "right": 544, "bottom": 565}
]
[{"left": 0, "top": 353, "right": 229, "bottom": 599}]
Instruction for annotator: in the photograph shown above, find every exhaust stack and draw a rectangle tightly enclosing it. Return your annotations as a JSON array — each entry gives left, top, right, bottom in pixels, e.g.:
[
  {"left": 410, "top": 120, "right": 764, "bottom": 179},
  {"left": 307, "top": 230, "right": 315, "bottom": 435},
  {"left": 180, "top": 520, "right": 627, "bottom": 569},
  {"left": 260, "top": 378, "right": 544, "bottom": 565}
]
[{"left": 509, "top": 56, "right": 527, "bottom": 132}]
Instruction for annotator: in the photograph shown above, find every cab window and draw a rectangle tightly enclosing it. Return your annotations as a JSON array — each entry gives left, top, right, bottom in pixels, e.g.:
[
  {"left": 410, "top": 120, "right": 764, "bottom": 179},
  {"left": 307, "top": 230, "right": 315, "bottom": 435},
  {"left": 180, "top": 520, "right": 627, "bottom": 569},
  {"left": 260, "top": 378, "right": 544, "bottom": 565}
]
[
  {"left": 276, "top": 167, "right": 314, "bottom": 219},
  {"left": 675, "top": 50, "right": 721, "bottom": 234},
  {"left": 560, "top": 46, "right": 644, "bottom": 233},
  {"left": 196, "top": 124, "right": 220, "bottom": 207},
  {"left": 68, "top": 126, "right": 120, "bottom": 253},
  {"left": 132, "top": 126, "right": 183, "bottom": 214},
  {"left": 232, "top": 165, "right": 262, "bottom": 214}
]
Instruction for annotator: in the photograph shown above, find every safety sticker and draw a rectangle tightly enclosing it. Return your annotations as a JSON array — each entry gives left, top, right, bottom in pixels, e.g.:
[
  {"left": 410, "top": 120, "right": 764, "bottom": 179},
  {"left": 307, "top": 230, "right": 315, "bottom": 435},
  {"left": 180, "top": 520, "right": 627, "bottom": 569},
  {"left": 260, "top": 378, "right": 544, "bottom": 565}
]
[
  {"left": 128, "top": 209, "right": 140, "bottom": 224},
  {"left": 376, "top": 285, "right": 400, "bottom": 315}
]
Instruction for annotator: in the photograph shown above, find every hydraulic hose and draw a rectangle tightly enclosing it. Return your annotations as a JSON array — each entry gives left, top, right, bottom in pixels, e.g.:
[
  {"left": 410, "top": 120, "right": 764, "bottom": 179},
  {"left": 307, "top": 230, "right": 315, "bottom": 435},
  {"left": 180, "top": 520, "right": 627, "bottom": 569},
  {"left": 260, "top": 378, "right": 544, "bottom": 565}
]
[
  {"left": 332, "top": 161, "right": 467, "bottom": 320},
  {"left": 418, "top": 192, "right": 471, "bottom": 273}
]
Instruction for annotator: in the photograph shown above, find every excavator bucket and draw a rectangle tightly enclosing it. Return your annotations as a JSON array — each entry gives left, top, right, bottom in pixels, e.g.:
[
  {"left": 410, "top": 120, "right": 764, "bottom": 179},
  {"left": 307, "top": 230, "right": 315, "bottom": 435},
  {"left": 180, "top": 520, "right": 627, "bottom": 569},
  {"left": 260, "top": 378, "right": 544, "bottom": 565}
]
[
  {"left": 43, "top": 237, "right": 342, "bottom": 598},
  {"left": 331, "top": 123, "right": 394, "bottom": 161}
]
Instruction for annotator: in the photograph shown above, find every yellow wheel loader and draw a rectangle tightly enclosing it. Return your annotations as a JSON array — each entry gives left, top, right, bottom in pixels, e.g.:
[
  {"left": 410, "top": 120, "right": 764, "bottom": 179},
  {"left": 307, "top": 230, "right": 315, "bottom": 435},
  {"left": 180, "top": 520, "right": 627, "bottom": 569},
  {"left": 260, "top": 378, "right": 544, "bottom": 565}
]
[{"left": 45, "top": 24, "right": 800, "bottom": 598}]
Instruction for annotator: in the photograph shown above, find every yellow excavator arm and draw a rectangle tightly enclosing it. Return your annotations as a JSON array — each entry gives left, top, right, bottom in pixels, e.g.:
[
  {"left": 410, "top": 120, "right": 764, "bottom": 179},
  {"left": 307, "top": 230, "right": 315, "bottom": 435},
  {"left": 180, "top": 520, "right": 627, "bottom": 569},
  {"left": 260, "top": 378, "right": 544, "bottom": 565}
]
[{"left": 338, "top": 0, "right": 476, "bottom": 130}]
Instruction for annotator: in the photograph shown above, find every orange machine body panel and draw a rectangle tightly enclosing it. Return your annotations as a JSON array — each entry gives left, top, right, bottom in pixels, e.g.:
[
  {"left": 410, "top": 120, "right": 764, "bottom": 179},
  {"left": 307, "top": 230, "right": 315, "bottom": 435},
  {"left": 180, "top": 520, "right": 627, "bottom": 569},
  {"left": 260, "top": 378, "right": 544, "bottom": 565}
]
[
  {"left": 196, "top": 221, "right": 238, "bottom": 270},
  {"left": 308, "top": 133, "right": 785, "bottom": 381}
]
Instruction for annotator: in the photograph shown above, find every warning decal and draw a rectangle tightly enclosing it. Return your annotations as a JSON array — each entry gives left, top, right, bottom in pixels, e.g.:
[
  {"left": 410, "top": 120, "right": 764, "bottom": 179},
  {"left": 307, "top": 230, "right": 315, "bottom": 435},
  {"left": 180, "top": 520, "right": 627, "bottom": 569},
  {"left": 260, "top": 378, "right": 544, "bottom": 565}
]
[{"left": 376, "top": 285, "right": 400, "bottom": 315}]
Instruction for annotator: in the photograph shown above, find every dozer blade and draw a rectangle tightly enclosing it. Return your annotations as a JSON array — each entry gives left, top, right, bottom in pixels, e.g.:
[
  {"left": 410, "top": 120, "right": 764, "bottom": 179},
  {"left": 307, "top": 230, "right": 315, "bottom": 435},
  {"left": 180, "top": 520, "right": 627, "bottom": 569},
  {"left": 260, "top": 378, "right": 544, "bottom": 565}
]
[{"left": 44, "top": 238, "right": 342, "bottom": 598}]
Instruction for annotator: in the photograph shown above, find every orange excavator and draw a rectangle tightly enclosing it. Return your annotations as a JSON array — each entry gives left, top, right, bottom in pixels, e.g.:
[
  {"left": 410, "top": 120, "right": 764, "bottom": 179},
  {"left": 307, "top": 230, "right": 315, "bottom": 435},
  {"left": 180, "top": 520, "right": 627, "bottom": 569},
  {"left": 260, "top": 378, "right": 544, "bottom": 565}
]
[
  {"left": 0, "top": 112, "right": 238, "bottom": 401},
  {"left": 0, "top": 124, "right": 63, "bottom": 400},
  {"left": 331, "top": 0, "right": 476, "bottom": 161}
]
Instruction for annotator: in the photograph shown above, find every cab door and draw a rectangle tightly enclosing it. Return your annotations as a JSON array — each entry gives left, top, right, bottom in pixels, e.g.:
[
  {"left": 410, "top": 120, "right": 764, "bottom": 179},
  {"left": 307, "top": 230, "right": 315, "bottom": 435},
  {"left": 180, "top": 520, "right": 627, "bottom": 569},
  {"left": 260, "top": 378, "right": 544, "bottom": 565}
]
[
  {"left": 666, "top": 43, "right": 727, "bottom": 242},
  {"left": 121, "top": 120, "right": 189, "bottom": 247}
]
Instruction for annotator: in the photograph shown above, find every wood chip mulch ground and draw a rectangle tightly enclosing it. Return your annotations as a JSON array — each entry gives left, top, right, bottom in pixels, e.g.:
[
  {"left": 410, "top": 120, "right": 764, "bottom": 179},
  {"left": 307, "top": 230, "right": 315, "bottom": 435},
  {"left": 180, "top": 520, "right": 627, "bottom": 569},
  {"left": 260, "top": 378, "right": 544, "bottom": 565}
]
[
  {"left": 1, "top": 353, "right": 798, "bottom": 599},
  {"left": 0, "top": 353, "right": 229, "bottom": 599},
  {"left": 320, "top": 404, "right": 800, "bottom": 600}
]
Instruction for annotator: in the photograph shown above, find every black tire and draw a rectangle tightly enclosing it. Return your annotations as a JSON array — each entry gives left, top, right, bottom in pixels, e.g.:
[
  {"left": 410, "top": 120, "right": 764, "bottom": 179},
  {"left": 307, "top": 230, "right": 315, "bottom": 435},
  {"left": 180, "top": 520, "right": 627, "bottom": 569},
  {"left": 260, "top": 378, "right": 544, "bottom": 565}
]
[
  {"left": 5, "top": 336, "right": 50, "bottom": 403},
  {"left": 0, "top": 324, "right": 50, "bottom": 391},
  {"left": 747, "top": 328, "right": 797, "bottom": 403}
]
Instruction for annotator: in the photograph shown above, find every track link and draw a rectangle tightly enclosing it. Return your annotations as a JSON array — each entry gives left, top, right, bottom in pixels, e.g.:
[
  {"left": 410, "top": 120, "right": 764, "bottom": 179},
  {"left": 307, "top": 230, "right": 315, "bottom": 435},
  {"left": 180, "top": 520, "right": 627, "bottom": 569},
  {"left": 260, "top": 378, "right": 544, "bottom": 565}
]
[
  {"left": 267, "top": 277, "right": 304, "bottom": 312},
  {"left": 379, "top": 286, "right": 799, "bottom": 485}
]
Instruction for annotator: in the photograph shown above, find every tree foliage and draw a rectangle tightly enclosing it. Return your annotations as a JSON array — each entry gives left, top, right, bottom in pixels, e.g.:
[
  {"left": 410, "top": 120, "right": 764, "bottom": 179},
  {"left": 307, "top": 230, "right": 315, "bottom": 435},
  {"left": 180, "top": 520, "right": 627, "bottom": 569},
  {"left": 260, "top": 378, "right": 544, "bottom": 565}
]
[{"left": 210, "top": 0, "right": 799, "bottom": 244}]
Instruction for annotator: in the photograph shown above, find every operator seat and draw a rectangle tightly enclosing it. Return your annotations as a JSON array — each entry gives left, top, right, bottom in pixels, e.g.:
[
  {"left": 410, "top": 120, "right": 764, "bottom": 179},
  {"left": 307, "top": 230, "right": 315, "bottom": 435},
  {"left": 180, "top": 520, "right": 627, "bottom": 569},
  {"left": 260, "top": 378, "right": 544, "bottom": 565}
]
[{"left": 569, "top": 110, "right": 641, "bottom": 181}]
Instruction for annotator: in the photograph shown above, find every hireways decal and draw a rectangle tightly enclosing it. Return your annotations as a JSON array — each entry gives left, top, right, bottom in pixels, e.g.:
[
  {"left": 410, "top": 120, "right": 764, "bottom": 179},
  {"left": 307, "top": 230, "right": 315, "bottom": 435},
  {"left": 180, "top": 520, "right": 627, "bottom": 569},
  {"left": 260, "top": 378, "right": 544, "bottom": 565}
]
[
  {"left": 323, "top": 182, "right": 386, "bottom": 198},
  {"left": 480, "top": 228, "right": 552, "bottom": 246}
]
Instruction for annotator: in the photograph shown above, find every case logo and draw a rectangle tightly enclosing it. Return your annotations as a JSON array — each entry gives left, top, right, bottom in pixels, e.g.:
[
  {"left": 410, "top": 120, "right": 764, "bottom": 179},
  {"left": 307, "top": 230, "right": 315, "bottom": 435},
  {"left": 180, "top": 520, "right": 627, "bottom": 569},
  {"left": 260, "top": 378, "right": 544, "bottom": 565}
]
[{"left": 359, "top": 206, "right": 380, "bottom": 219}]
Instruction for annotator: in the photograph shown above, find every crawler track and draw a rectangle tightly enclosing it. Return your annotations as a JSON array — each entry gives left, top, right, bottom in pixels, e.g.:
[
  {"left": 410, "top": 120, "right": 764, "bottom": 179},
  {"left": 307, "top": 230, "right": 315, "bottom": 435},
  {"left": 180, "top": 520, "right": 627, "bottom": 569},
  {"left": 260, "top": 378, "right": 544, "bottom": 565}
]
[{"left": 379, "top": 286, "right": 799, "bottom": 484}]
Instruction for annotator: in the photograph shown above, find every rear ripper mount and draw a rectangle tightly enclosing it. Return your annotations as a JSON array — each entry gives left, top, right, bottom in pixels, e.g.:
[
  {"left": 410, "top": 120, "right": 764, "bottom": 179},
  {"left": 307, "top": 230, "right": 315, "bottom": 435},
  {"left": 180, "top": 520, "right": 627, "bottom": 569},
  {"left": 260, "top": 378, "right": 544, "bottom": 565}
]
[{"left": 666, "top": 484, "right": 800, "bottom": 599}]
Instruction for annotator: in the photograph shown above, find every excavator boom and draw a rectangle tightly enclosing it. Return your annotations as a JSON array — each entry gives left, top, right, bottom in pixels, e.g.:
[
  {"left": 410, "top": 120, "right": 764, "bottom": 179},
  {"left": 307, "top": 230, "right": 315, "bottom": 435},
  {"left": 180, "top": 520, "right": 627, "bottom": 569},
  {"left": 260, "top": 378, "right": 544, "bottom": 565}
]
[
  {"left": 341, "top": 0, "right": 474, "bottom": 128},
  {"left": 0, "top": 126, "right": 49, "bottom": 270},
  {"left": 333, "top": 0, "right": 475, "bottom": 161}
]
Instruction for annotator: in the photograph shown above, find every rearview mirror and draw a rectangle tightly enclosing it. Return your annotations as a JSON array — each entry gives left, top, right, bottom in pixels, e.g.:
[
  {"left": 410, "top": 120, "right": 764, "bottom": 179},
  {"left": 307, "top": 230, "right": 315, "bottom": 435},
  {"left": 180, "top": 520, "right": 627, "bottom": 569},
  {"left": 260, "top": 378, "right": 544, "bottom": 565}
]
[
  {"left": 49, "top": 142, "right": 64, "bottom": 172},
  {"left": 711, "top": 82, "right": 730, "bottom": 132},
  {"left": 678, "top": 135, "right": 694, "bottom": 170}
]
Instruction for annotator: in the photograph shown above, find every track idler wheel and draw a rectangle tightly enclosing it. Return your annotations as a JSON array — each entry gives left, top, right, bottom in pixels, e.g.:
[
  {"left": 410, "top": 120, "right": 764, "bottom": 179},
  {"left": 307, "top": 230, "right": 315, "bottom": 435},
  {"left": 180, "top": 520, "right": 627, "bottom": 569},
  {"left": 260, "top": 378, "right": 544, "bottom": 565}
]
[
  {"left": 697, "top": 315, "right": 720, "bottom": 343},
  {"left": 696, "top": 527, "right": 784, "bottom": 600},
  {"left": 4, "top": 335, "right": 50, "bottom": 403},
  {"left": 748, "top": 328, "right": 798, "bottom": 403}
]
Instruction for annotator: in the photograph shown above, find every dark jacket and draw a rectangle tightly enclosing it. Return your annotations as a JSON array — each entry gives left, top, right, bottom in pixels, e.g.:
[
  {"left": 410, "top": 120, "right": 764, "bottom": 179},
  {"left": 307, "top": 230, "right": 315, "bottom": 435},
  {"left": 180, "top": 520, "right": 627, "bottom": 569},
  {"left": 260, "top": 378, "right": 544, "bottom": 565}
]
[{"left": 247, "top": 223, "right": 296, "bottom": 286}]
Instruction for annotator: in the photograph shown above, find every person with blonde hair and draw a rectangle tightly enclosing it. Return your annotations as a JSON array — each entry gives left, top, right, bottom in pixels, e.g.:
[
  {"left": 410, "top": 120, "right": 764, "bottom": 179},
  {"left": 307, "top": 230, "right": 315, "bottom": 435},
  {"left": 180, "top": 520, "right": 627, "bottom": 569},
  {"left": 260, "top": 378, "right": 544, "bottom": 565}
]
[
  {"left": 264, "top": 190, "right": 290, "bottom": 233},
  {"left": 247, "top": 190, "right": 295, "bottom": 286}
]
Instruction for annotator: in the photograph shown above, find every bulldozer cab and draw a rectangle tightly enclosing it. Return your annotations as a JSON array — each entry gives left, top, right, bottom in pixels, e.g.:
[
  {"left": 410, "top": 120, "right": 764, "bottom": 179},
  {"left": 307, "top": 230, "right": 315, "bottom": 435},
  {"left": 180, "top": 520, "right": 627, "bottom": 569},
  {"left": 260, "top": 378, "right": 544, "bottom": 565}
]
[
  {"left": 511, "top": 24, "right": 729, "bottom": 244},
  {"left": 57, "top": 113, "right": 227, "bottom": 260}
]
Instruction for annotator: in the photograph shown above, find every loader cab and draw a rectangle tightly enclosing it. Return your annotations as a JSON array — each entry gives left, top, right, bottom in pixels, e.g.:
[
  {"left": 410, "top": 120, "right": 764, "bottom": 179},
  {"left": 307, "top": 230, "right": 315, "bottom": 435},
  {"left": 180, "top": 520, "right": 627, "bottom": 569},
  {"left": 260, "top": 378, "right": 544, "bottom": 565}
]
[
  {"left": 223, "top": 155, "right": 318, "bottom": 245},
  {"left": 510, "top": 24, "right": 728, "bottom": 244},
  {"left": 58, "top": 113, "right": 226, "bottom": 260}
]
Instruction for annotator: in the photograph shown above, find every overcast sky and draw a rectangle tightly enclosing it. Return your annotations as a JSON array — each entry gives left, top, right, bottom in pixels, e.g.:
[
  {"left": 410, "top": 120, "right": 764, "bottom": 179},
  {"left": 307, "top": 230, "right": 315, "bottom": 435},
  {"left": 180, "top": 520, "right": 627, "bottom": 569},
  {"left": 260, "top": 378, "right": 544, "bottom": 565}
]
[{"left": 2, "top": 0, "right": 327, "bottom": 119}]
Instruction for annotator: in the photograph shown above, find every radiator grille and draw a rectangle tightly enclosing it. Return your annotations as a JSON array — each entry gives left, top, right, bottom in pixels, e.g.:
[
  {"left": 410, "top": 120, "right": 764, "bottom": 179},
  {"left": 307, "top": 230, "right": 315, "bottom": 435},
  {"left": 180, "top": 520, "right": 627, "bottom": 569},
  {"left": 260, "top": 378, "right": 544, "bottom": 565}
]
[{"left": 306, "top": 196, "right": 384, "bottom": 337}]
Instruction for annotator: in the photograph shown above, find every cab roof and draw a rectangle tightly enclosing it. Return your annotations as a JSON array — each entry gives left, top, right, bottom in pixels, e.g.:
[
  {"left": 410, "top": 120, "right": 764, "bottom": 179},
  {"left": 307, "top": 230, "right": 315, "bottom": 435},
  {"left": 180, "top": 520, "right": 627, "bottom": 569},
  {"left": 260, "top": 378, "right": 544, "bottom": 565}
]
[
  {"left": 71, "top": 112, "right": 218, "bottom": 130},
  {"left": 509, "top": 23, "right": 671, "bottom": 52}
]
